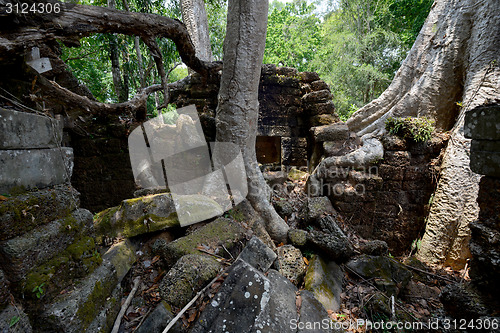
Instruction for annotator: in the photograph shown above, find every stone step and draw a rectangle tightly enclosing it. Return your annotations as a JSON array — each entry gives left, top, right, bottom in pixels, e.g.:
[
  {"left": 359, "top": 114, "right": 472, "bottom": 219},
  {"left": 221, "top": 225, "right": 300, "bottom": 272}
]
[
  {"left": 37, "top": 259, "right": 120, "bottom": 332},
  {"left": 0, "top": 108, "right": 62, "bottom": 150},
  {"left": 0, "top": 147, "right": 73, "bottom": 194},
  {"left": 311, "top": 123, "right": 349, "bottom": 142},
  {"left": 0, "top": 208, "right": 93, "bottom": 282},
  {"left": 0, "top": 184, "right": 80, "bottom": 241}
]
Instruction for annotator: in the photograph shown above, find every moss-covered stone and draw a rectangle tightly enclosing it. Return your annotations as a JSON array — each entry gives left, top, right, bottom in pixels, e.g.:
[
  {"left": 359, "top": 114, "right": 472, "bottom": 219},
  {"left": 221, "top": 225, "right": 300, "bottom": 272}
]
[
  {"left": 159, "top": 254, "right": 222, "bottom": 308},
  {"left": 346, "top": 255, "right": 412, "bottom": 296},
  {"left": 288, "top": 229, "right": 308, "bottom": 247},
  {"left": 39, "top": 260, "right": 119, "bottom": 332},
  {"left": 1, "top": 209, "right": 94, "bottom": 282},
  {"left": 0, "top": 185, "right": 79, "bottom": 240},
  {"left": 23, "top": 236, "right": 102, "bottom": 301},
  {"left": 102, "top": 239, "right": 136, "bottom": 282},
  {"left": 154, "top": 217, "right": 246, "bottom": 266},
  {"left": 93, "top": 193, "right": 180, "bottom": 243},
  {"left": 304, "top": 255, "right": 343, "bottom": 311}
]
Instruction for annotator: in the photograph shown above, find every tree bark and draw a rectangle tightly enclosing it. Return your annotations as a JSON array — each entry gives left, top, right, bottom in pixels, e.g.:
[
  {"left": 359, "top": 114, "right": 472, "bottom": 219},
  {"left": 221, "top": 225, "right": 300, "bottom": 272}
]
[
  {"left": 214, "top": 0, "right": 289, "bottom": 242},
  {"left": 312, "top": 0, "right": 500, "bottom": 267},
  {"left": 0, "top": 2, "right": 220, "bottom": 77},
  {"left": 180, "top": 0, "right": 213, "bottom": 63}
]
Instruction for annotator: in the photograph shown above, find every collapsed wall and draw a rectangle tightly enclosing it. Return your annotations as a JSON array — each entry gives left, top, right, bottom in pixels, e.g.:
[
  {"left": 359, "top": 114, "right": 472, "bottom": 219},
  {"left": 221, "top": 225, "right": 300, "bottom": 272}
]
[{"left": 0, "top": 108, "right": 133, "bottom": 332}]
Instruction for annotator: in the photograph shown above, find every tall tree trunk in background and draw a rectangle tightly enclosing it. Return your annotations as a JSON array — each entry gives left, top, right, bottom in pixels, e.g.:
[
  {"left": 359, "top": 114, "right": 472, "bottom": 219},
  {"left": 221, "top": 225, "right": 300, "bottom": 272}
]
[
  {"left": 122, "top": 0, "right": 146, "bottom": 88},
  {"left": 107, "top": 0, "right": 128, "bottom": 102},
  {"left": 311, "top": 0, "right": 500, "bottom": 267},
  {"left": 213, "top": 0, "right": 289, "bottom": 242},
  {"left": 180, "top": 0, "right": 213, "bottom": 67}
]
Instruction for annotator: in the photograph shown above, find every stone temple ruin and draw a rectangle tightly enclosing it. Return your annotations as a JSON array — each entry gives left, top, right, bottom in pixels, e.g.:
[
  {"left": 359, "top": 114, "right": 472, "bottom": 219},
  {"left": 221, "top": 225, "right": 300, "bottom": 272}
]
[{"left": 1, "top": 64, "right": 499, "bottom": 331}]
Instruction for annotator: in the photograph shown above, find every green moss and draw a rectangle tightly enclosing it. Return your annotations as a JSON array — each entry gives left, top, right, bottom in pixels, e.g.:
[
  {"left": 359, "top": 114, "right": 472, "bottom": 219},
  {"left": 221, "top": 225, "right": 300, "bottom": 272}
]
[
  {"left": 23, "top": 236, "right": 102, "bottom": 300},
  {"left": 77, "top": 280, "right": 104, "bottom": 329},
  {"left": 385, "top": 116, "right": 435, "bottom": 142}
]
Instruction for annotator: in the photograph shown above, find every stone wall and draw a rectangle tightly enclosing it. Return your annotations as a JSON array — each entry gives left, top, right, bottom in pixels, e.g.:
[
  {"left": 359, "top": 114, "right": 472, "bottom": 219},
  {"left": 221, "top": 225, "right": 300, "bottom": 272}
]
[
  {"left": 464, "top": 104, "right": 500, "bottom": 310},
  {"left": 0, "top": 109, "right": 125, "bottom": 331},
  {"left": 69, "top": 66, "right": 339, "bottom": 212},
  {"left": 319, "top": 133, "right": 448, "bottom": 255},
  {"left": 70, "top": 122, "right": 137, "bottom": 213},
  {"left": 169, "top": 64, "right": 339, "bottom": 167}
]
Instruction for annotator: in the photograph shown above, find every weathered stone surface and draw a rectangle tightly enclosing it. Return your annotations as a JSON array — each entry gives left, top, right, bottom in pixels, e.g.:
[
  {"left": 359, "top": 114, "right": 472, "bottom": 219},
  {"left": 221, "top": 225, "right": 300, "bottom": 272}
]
[
  {"left": 306, "top": 197, "right": 335, "bottom": 222},
  {"left": 469, "top": 150, "right": 500, "bottom": 177},
  {"left": 0, "top": 269, "right": 9, "bottom": 309},
  {"left": 38, "top": 259, "right": 119, "bottom": 332},
  {"left": 93, "top": 193, "right": 179, "bottom": 243},
  {"left": 464, "top": 104, "right": 500, "bottom": 140},
  {"left": 0, "top": 304, "right": 33, "bottom": 333},
  {"left": 263, "top": 170, "right": 287, "bottom": 187},
  {"left": 0, "top": 108, "right": 62, "bottom": 149},
  {"left": 0, "top": 147, "right": 73, "bottom": 194},
  {"left": 307, "top": 221, "right": 354, "bottom": 262},
  {"left": 237, "top": 236, "right": 277, "bottom": 272},
  {"left": 0, "top": 185, "right": 80, "bottom": 241},
  {"left": 288, "top": 228, "right": 308, "bottom": 247},
  {"left": 304, "top": 255, "right": 343, "bottom": 312},
  {"left": 86, "top": 282, "right": 122, "bottom": 333},
  {"left": 22, "top": 235, "right": 102, "bottom": 301},
  {"left": 311, "top": 123, "right": 349, "bottom": 142},
  {"left": 359, "top": 240, "right": 389, "bottom": 256},
  {"left": 346, "top": 255, "right": 412, "bottom": 296},
  {"left": 154, "top": 217, "right": 246, "bottom": 266},
  {"left": 0, "top": 208, "right": 94, "bottom": 282},
  {"left": 135, "top": 301, "right": 183, "bottom": 333},
  {"left": 252, "top": 269, "right": 299, "bottom": 333},
  {"left": 298, "top": 290, "right": 340, "bottom": 333},
  {"left": 190, "top": 260, "right": 271, "bottom": 333},
  {"left": 306, "top": 101, "right": 336, "bottom": 116},
  {"left": 309, "top": 114, "right": 339, "bottom": 127},
  {"left": 160, "top": 254, "right": 222, "bottom": 308},
  {"left": 310, "top": 80, "right": 329, "bottom": 91},
  {"left": 274, "top": 199, "right": 294, "bottom": 217},
  {"left": 277, "top": 66, "right": 298, "bottom": 77},
  {"left": 302, "top": 90, "right": 332, "bottom": 104},
  {"left": 440, "top": 283, "right": 489, "bottom": 319},
  {"left": 102, "top": 239, "right": 136, "bottom": 283},
  {"left": 298, "top": 71, "right": 320, "bottom": 83},
  {"left": 275, "top": 245, "right": 306, "bottom": 285}
]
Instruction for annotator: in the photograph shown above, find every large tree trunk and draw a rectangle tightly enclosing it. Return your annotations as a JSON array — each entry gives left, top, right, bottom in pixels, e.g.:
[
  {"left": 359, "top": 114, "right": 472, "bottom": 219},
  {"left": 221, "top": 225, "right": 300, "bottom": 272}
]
[
  {"left": 312, "top": 0, "right": 500, "bottom": 267},
  {"left": 214, "top": 0, "right": 289, "bottom": 242},
  {"left": 180, "top": 0, "right": 213, "bottom": 63}
]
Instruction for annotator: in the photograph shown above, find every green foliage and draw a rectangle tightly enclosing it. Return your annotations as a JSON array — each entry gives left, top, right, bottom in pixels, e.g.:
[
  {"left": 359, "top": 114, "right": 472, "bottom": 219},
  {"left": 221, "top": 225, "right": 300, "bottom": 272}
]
[
  {"left": 385, "top": 116, "right": 435, "bottom": 142},
  {"left": 32, "top": 283, "right": 45, "bottom": 299},
  {"left": 9, "top": 316, "right": 20, "bottom": 328},
  {"left": 264, "top": 0, "right": 321, "bottom": 72}
]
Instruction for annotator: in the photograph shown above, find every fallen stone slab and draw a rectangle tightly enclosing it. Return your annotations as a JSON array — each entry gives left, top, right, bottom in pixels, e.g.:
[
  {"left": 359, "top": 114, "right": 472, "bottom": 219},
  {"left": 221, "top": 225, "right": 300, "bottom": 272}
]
[
  {"left": 38, "top": 259, "right": 119, "bottom": 332},
  {"left": 0, "top": 147, "right": 73, "bottom": 194},
  {"left": 304, "top": 255, "right": 343, "bottom": 312},
  {"left": 135, "top": 301, "right": 183, "bottom": 333},
  {"left": 0, "top": 184, "right": 80, "bottom": 241},
  {"left": 153, "top": 217, "right": 246, "bottom": 266},
  {"left": 237, "top": 236, "right": 277, "bottom": 272},
  {"left": 252, "top": 269, "right": 299, "bottom": 333},
  {"left": 346, "top": 255, "right": 412, "bottom": 296},
  {"left": 0, "top": 303, "right": 33, "bottom": 333},
  {"left": 298, "top": 290, "right": 341, "bottom": 333},
  {"left": 159, "top": 254, "right": 222, "bottom": 308},
  {"left": 0, "top": 208, "right": 94, "bottom": 282},
  {"left": 190, "top": 260, "right": 271, "bottom": 333},
  {"left": 0, "top": 108, "right": 62, "bottom": 149},
  {"left": 311, "top": 123, "right": 349, "bottom": 142},
  {"left": 94, "top": 193, "right": 224, "bottom": 243},
  {"left": 102, "top": 239, "right": 137, "bottom": 283}
]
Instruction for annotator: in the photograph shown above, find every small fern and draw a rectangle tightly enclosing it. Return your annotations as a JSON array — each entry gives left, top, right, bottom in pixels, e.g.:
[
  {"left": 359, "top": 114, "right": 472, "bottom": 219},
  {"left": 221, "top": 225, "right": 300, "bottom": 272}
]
[{"left": 385, "top": 116, "right": 435, "bottom": 143}]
